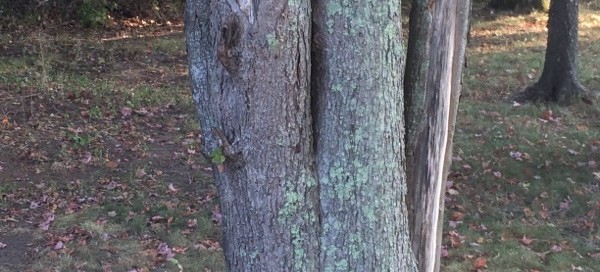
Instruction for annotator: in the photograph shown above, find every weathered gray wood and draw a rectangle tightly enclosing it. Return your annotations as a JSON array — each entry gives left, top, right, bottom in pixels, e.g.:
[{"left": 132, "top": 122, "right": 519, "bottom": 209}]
[
  {"left": 404, "top": 0, "right": 471, "bottom": 271},
  {"left": 437, "top": 2, "right": 471, "bottom": 272},
  {"left": 185, "top": 1, "right": 319, "bottom": 270}
]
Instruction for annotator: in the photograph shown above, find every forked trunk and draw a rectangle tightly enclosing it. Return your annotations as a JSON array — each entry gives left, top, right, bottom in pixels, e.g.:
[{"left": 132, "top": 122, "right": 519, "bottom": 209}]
[{"left": 186, "top": 0, "right": 417, "bottom": 270}]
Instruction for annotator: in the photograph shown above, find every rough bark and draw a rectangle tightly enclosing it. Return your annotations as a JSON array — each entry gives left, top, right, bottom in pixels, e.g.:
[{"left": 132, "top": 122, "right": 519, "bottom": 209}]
[
  {"left": 404, "top": 0, "right": 433, "bottom": 166},
  {"left": 513, "top": 0, "right": 584, "bottom": 104},
  {"left": 311, "top": 2, "right": 417, "bottom": 271},
  {"left": 404, "top": 0, "right": 471, "bottom": 271},
  {"left": 187, "top": 0, "right": 469, "bottom": 270},
  {"left": 185, "top": 1, "right": 319, "bottom": 270},
  {"left": 488, "top": 0, "right": 548, "bottom": 12}
]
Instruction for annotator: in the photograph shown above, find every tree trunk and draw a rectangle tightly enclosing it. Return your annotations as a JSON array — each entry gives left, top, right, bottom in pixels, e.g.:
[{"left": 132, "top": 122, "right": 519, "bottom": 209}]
[
  {"left": 186, "top": 0, "right": 467, "bottom": 270},
  {"left": 404, "top": 0, "right": 470, "bottom": 271},
  {"left": 488, "top": 0, "right": 548, "bottom": 12},
  {"left": 185, "top": 1, "right": 319, "bottom": 270},
  {"left": 513, "top": 0, "right": 584, "bottom": 104},
  {"left": 311, "top": 1, "right": 416, "bottom": 271}
]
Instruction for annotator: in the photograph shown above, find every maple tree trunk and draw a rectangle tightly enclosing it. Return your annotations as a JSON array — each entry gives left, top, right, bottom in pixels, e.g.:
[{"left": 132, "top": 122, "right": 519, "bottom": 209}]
[
  {"left": 311, "top": 1, "right": 416, "bottom": 270},
  {"left": 404, "top": 0, "right": 470, "bottom": 271},
  {"left": 513, "top": 0, "right": 584, "bottom": 104},
  {"left": 186, "top": 0, "right": 468, "bottom": 270},
  {"left": 185, "top": 1, "right": 319, "bottom": 270},
  {"left": 488, "top": 0, "right": 549, "bottom": 12}
]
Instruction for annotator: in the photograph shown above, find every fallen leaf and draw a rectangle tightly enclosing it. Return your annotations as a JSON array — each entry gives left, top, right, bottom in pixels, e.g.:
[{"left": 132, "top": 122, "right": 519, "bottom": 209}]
[
  {"left": 151, "top": 215, "right": 164, "bottom": 222},
  {"left": 550, "top": 244, "right": 562, "bottom": 252},
  {"left": 473, "top": 257, "right": 487, "bottom": 269},
  {"left": 106, "top": 160, "right": 119, "bottom": 169},
  {"left": 448, "top": 230, "right": 464, "bottom": 248},
  {"left": 168, "top": 183, "right": 178, "bottom": 192},
  {"left": 135, "top": 168, "right": 147, "bottom": 178},
  {"left": 481, "top": 161, "right": 490, "bottom": 169},
  {"left": 523, "top": 207, "right": 534, "bottom": 217},
  {"left": 47, "top": 250, "right": 59, "bottom": 259},
  {"left": 540, "top": 109, "right": 553, "bottom": 121},
  {"left": 157, "top": 242, "right": 175, "bottom": 260},
  {"left": 38, "top": 213, "right": 55, "bottom": 230},
  {"left": 539, "top": 205, "right": 550, "bottom": 220},
  {"left": 447, "top": 188, "right": 460, "bottom": 195},
  {"left": 510, "top": 151, "right": 523, "bottom": 161},
  {"left": 441, "top": 246, "right": 449, "bottom": 258},
  {"left": 187, "top": 219, "right": 197, "bottom": 228},
  {"left": 493, "top": 171, "right": 502, "bottom": 178},
  {"left": 81, "top": 152, "right": 92, "bottom": 164},
  {"left": 559, "top": 198, "right": 571, "bottom": 211},
  {"left": 212, "top": 205, "right": 222, "bottom": 224},
  {"left": 54, "top": 241, "right": 64, "bottom": 250},
  {"left": 120, "top": 107, "right": 132, "bottom": 118},
  {"left": 521, "top": 235, "right": 534, "bottom": 246},
  {"left": 451, "top": 211, "right": 465, "bottom": 221},
  {"left": 173, "top": 246, "right": 188, "bottom": 254},
  {"left": 590, "top": 252, "right": 600, "bottom": 259}
]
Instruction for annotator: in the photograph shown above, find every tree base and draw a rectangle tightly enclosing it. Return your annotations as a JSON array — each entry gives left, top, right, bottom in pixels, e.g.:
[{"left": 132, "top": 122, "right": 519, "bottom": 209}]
[{"left": 511, "top": 82, "right": 591, "bottom": 105}]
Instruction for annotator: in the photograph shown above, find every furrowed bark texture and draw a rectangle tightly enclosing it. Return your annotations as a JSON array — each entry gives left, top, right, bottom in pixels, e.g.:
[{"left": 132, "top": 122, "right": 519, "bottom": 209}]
[
  {"left": 404, "top": 0, "right": 470, "bottom": 271},
  {"left": 185, "top": 1, "right": 319, "bottom": 270},
  {"left": 514, "top": 0, "right": 583, "bottom": 104},
  {"left": 404, "top": 0, "right": 433, "bottom": 152},
  {"left": 403, "top": 1, "right": 433, "bottom": 263},
  {"left": 312, "top": 2, "right": 417, "bottom": 271}
]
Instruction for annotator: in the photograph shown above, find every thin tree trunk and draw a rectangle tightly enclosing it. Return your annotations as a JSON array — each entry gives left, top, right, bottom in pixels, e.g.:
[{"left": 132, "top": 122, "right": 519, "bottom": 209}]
[
  {"left": 404, "top": 0, "right": 470, "bottom": 271},
  {"left": 311, "top": 2, "right": 417, "bottom": 270},
  {"left": 513, "top": 0, "right": 584, "bottom": 104},
  {"left": 185, "top": 1, "right": 319, "bottom": 270}
]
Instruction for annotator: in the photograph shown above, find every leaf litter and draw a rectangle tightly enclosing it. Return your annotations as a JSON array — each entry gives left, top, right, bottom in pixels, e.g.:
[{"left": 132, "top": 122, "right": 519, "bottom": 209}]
[{"left": 0, "top": 23, "right": 223, "bottom": 271}]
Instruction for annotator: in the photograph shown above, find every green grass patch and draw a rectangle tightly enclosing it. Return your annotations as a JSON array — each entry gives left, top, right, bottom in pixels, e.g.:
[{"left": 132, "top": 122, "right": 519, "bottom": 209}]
[{"left": 443, "top": 7, "right": 600, "bottom": 271}]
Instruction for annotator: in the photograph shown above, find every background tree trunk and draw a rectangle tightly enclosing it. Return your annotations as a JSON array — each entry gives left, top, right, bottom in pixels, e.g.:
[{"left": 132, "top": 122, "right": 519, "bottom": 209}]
[
  {"left": 488, "top": 0, "right": 549, "bottom": 12},
  {"left": 404, "top": 0, "right": 471, "bottom": 271},
  {"left": 185, "top": 1, "right": 319, "bottom": 270},
  {"left": 311, "top": 1, "right": 417, "bottom": 271},
  {"left": 513, "top": 0, "right": 584, "bottom": 104}
]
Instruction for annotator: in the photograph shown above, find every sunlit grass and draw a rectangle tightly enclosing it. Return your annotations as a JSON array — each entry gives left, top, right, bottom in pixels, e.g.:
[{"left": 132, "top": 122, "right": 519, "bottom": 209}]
[{"left": 443, "top": 6, "right": 600, "bottom": 271}]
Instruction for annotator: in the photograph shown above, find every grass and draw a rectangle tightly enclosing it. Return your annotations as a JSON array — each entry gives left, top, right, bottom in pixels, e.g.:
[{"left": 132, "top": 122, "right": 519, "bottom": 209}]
[
  {"left": 0, "top": 23, "right": 224, "bottom": 272},
  {"left": 1, "top": 5, "right": 599, "bottom": 272},
  {"left": 442, "top": 6, "right": 600, "bottom": 271}
]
